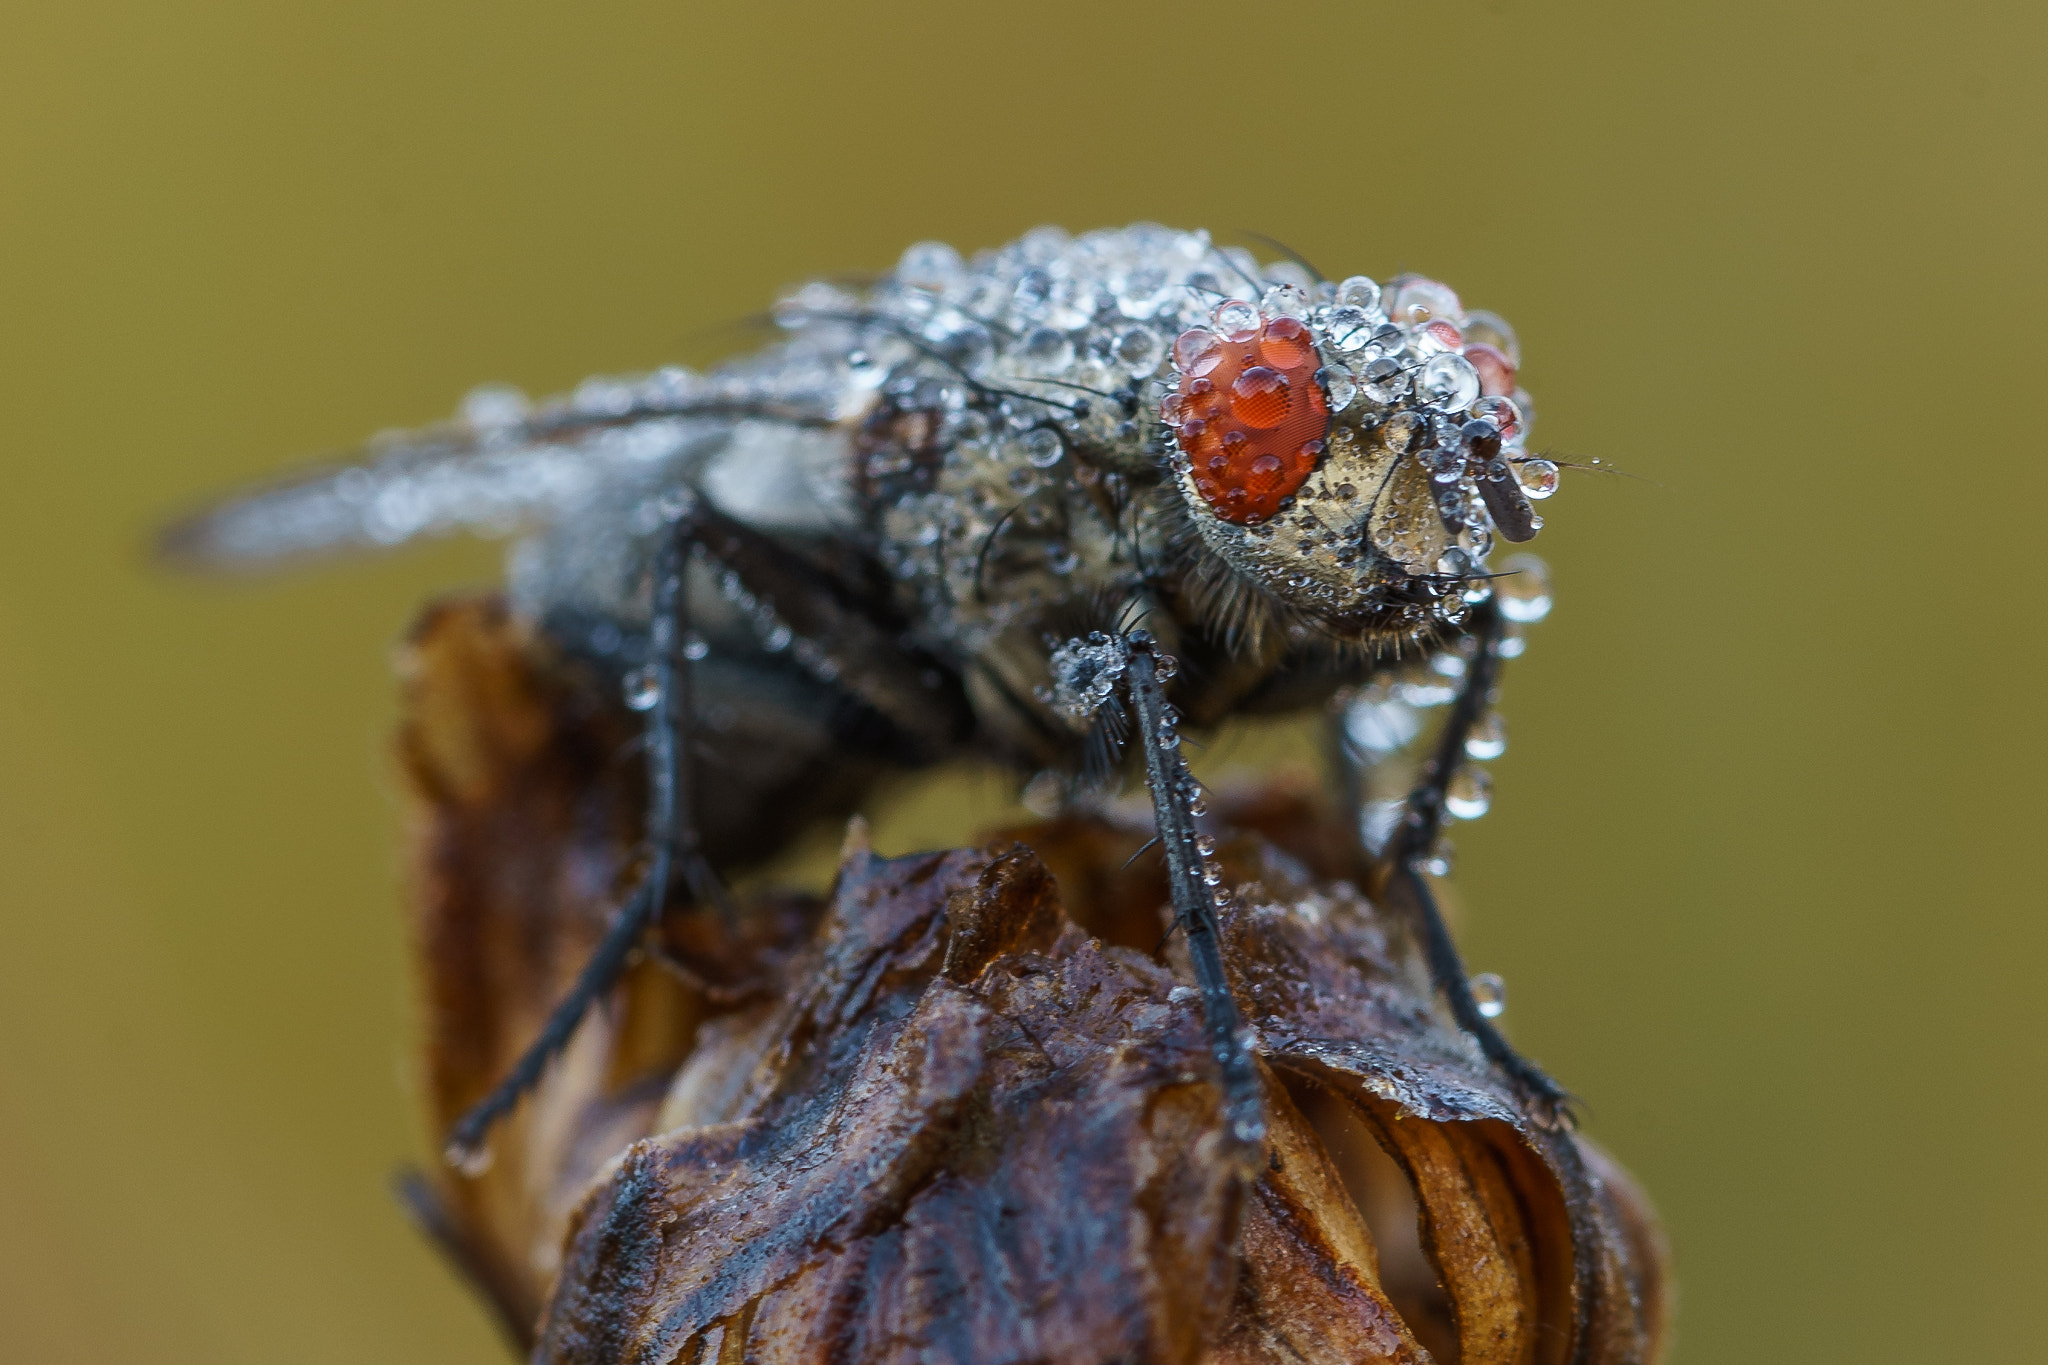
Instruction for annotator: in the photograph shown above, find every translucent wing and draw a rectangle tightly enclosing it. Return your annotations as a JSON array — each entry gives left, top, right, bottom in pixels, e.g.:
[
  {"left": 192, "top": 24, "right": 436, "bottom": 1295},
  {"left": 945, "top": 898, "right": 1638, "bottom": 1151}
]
[{"left": 159, "top": 364, "right": 846, "bottom": 573}]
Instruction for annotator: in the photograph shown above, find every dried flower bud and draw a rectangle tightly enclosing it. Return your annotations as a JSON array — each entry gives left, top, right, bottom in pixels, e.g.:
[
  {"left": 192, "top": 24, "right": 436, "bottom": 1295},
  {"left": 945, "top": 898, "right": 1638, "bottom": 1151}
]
[{"left": 394, "top": 599, "right": 1669, "bottom": 1363}]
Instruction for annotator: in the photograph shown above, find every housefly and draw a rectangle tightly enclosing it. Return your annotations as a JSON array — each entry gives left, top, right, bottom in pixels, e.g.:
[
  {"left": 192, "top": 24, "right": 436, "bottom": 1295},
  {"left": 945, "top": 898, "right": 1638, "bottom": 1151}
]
[{"left": 164, "top": 224, "right": 1572, "bottom": 1169}]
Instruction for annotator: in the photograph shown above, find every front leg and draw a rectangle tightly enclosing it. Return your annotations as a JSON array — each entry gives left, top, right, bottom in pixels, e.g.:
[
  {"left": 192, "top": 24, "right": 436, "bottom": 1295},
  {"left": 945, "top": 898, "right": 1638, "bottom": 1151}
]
[
  {"left": 1383, "top": 596, "right": 1575, "bottom": 1123},
  {"left": 1122, "top": 631, "right": 1266, "bottom": 1160}
]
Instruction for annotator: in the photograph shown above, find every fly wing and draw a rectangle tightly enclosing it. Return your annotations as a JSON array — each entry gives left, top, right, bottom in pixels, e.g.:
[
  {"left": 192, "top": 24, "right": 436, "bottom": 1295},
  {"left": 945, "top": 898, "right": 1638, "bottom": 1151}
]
[{"left": 158, "top": 365, "right": 847, "bottom": 574}]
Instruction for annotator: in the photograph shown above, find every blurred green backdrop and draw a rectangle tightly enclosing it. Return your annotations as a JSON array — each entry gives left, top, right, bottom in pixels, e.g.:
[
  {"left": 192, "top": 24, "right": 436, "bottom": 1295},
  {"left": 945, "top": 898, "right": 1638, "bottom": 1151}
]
[{"left": 2, "top": 1, "right": 2043, "bottom": 1360}]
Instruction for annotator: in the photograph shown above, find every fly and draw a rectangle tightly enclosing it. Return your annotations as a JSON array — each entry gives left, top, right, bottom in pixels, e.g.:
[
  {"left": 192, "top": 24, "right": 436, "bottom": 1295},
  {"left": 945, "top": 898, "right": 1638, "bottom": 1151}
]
[{"left": 162, "top": 223, "right": 1574, "bottom": 1171}]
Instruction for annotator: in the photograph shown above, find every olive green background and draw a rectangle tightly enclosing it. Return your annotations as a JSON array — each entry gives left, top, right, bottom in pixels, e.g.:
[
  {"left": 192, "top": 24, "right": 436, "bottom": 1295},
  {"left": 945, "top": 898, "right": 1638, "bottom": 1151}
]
[{"left": 2, "top": 1, "right": 2041, "bottom": 1360}]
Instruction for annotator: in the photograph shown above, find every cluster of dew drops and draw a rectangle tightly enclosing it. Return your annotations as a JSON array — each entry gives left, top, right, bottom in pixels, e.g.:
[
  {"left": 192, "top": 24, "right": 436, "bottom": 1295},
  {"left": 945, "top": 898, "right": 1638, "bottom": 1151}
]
[
  {"left": 782, "top": 226, "right": 1557, "bottom": 512},
  {"left": 1342, "top": 552, "right": 1556, "bottom": 1022},
  {"left": 1167, "top": 271, "right": 1560, "bottom": 579}
]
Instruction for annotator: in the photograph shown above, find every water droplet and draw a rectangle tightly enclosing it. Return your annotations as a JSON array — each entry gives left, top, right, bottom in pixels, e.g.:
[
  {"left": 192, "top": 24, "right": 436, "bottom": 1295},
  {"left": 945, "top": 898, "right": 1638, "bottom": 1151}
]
[
  {"left": 1322, "top": 367, "right": 1356, "bottom": 412},
  {"left": 622, "top": 665, "right": 659, "bottom": 711},
  {"left": 1173, "top": 328, "right": 1223, "bottom": 376},
  {"left": 1464, "top": 344, "right": 1517, "bottom": 398},
  {"left": 1345, "top": 696, "right": 1420, "bottom": 756},
  {"left": 1211, "top": 886, "right": 1232, "bottom": 907},
  {"left": 444, "top": 1139, "right": 495, "bottom": 1177},
  {"left": 1417, "top": 353, "right": 1481, "bottom": 411},
  {"left": 1425, "top": 837, "right": 1455, "bottom": 877},
  {"left": 940, "top": 323, "right": 993, "bottom": 373},
  {"left": 1115, "top": 264, "right": 1176, "bottom": 318},
  {"left": 1389, "top": 276, "right": 1462, "bottom": 327},
  {"left": 1213, "top": 299, "right": 1262, "bottom": 341},
  {"left": 897, "top": 240, "right": 963, "bottom": 290},
  {"left": 1258, "top": 315, "right": 1315, "bottom": 368},
  {"left": 763, "top": 622, "right": 793, "bottom": 652},
  {"left": 1195, "top": 834, "right": 1217, "bottom": 856},
  {"left": 682, "top": 632, "right": 710, "bottom": 662},
  {"left": 1412, "top": 319, "right": 1464, "bottom": 354},
  {"left": 1445, "top": 766, "right": 1493, "bottom": 820},
  {"left": 1469, "top": 395, "right": 1522, "bottom": 439},
  {"left": 1465, "top": 712, "right": 1507, "bottom": 760},
  {"left": 1261, "top": 282, "right": 1312, "bottom": 319},
  {"left": 1186, "top": 790, "right": 1208, "bottom": 816},
  {"left": 1517, "top": 458, "right": 1560, "bottom": 499},
  {"left": 1114, "top": 327, "right": 1165, "bottom": 377},
  {"left": 1022, "top": 327, "right": 1075, "bottom": 372},
  {"left": 1496, "top": 554, "right": 1553, "bottom": 623},
  {"left": 1360, "top": 355, "right": 1411, "bottom": 404},
  {"left": 1334, "top": 275, "right": 1382, "bottom": 313},
  {"left": 1470, "top": 972, "right": 1507, "bottom": 1018},
  {"left": 1023, "top": 428, "right": 1064, "bottom": 467},
  {"left": 1230, "top": 366, "right": 1291, "bottom": 429},
  {"left": 1201, "top": 860, "right": 1225, "bottom": 885},
  {"left": 1326, "top": 305, "right": 1378, "bottom": 352},
  {"left": 1008, "top": 465, "right": 1040, "bottom": 494},
  {"left": 1461, "top": 309, "right": 1521, "bottom": 367},
  {"left": 460, "top": 384, "right": 530, "bottom": 430}
]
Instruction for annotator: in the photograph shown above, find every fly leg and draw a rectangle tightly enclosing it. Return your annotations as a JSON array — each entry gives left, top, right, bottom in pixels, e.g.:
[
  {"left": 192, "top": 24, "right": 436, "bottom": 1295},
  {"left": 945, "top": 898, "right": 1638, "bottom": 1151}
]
[
  {"left": 443, "top": 504, "right": 712, "bottom": 1171},
  {"left": 443, "top": 496, "right": 973, "bottom": 1170},
  {"left": 1121, "top": 630, "right": 1265, "bottom": 1160},
  {"left": 1384, "top": 595, "right": 1575, "bottom": 1122}
]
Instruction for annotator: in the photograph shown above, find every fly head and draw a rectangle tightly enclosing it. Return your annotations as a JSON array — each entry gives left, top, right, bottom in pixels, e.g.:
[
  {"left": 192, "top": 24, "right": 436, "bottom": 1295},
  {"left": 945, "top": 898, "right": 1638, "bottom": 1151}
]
[{"left": 1161, "top": 275, "right": 1559, "bottom": 646}]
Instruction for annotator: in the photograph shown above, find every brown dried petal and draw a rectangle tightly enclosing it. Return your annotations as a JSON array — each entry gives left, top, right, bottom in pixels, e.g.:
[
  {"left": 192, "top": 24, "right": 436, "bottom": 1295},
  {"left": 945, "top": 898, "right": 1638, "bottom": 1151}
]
[{"left": 396, "top": 598, "right": 1671, "bottom": 1364}]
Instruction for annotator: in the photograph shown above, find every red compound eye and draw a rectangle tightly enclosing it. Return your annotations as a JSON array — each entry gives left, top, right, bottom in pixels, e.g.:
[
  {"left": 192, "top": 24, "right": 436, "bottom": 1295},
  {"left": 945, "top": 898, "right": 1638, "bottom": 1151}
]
[
  {"left": 1231, "top": 366, "right": 1291, "bottom": 429},
  {"left": 1167, "top": 314, "right": 1331, "bottom": 523}
]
